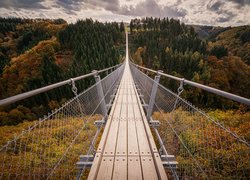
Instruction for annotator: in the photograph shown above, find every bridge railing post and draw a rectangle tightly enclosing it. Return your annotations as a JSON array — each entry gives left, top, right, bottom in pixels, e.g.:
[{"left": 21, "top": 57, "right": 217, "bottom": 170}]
[
  {"left": 92, "top": 70, "right": 107, "bottom": 116},
  {"left": 147, "top": 70, "right": 162, "bottom": 120}
]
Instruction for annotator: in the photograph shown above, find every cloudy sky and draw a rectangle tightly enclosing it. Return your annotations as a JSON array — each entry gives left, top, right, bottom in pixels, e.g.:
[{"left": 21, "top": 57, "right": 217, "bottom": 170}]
[{"left": 0, "top": 0, "right": 249, "bottom": 26}]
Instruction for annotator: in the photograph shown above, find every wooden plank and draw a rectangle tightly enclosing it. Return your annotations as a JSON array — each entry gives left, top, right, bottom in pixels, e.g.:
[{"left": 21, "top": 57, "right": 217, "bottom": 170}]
[
  {"left": 127, "top": 116, "right": 139, "bottom": 156},
  {"left": 127, "top": 102, "right": 135, "bottom": 118},
  {"left": 136, "top": 121, "right": 152, "bottom": 156},
  {"left": 128, "top": 157, "right": 143, "bottom": 180},
  {"left": 96, "top": 157, "right": 114, "bottom": 180},
  {"left": 132, "top": 98, "right": 142, "bottom": 119},
  {"left": 102, "top": 119, "right": 119, "bottom": 156},
  {"left": 116, "top": 80, "right": 127, "bottom": 155},
  {"left": 133, "top": 82, "right": 158, "bottom": 153},
  {"left": 119, "top": 83, "right": 127, "bottom": 118},
  {"left": 100, "top": 83, "right": 124, "bottom": 155},
  {"left": 132, "top": 91, "right": 151, "bottom": 156},
  {"left": 115, "top": 120, "right": 127, "bottom": 156},
  {"left": 97, "top": 109, "right": 119, "bottom": 155},
  {"left": 116, "top": 84, "right": 125, "bottom": 104},
  {"left": 153, "top": 153, "right": 168, "bottom": 180},
  {"left": 96, "top": 82, "right": 123, "bottom": 153},
  {"left": 112, "top": 101, "right": 122, "bottom": 118},
  {"left": 95, "top": 115, "right": 112, "bottom": 153},
  {"left": 112, "top": 84, "right": 124, "bottom": 117},
  {"left": 113, "top": 157, "right": 127, "bottom": 180},
  {"left": 127, "top": 87, "right": 139, "bottom": 156},
  {"left": 89, "top": 80, "right": 124, "bottom": 178},
  {"left": 131, "top": 74, "right": 167, "bottom": 179},
  {"left": 140, "top": 156, "right": 158, "bottom": 180},
  {"left": 87, "top": 153, "right": 102, "bottom": 180}
]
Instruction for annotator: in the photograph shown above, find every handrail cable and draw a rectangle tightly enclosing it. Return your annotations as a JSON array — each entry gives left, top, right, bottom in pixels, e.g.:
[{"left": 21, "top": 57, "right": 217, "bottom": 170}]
[
  {"left": 0, "top": 64, "right": 121, "bottom": 106},
  {"left": 131, "top": 62, "right": 250, "bottom": 106}
]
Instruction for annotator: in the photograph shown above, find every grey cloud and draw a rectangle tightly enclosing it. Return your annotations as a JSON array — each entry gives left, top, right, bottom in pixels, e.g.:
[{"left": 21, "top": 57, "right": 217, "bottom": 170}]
[
  {"left": 216, "top": 10, "right": 235, "bottom": 23},
  {"left": 0, "top": 0, "right": 46, "bottom": 9},
  {"left": 54, "top": 0, "right": 118, "bottom": 14},
  {"left": 236, "top": 19, "right": 244, "bottom": 24},
  {"left": 207, "top": 1, "right": 224, "bottom": 12},
  {"left": 228, "top": 0, "right": 250, "bottom": 6},
  {"left": 126, "top": 0, "right": 161, "bottom": 16},
  {"left": 207, "top": 0, "right": 237, "bottom": 22},
  {"left": 56, "top": 0, "right": 120, "bottom": 15},
  {"left": 163, "top": 6, "right": 187, "bottom": 17},
  {"left": 118, "top": 0, "right": 187, "bottom": 18},
  {"left": 56, "top": 0, "right": 84, "bottom": 13},
  {"left": 207, "top": 0, "right": 249, "bottom": 13},
  {"left": 84, "top": 0, "right": 120, "bottom": 12},
  {"left": 59, "top": 0, "right": 80, "bottom": 4},
  {"left": 217, "top": 16, "right": 233, "bottom": 23},
  {"left": 0, "top": 0, "right": 248, "bottom": 26}
]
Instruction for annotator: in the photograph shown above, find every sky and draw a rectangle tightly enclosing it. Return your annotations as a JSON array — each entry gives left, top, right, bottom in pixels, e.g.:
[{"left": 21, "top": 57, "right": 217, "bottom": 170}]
[{"left": 0, "top": 0, "right": 249, "bottom": 26}]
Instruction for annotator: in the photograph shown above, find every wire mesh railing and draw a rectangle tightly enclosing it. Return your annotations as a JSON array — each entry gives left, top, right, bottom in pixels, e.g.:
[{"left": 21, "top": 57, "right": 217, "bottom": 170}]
[
  {"left": 130, "top": 63, "right": 250, "bottom": 180},
  {"left": 131, "top": 63, "right": 250, "bottom": 106},
  {"left": 0, "top": 63, "right": 124, "bottom": 179}
]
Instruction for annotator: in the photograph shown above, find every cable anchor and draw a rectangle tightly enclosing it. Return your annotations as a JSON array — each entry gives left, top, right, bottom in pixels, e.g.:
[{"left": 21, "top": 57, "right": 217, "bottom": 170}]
[
  {"left": 70, "top": 78, "right": 78, "bottom": 96},
  {"left": 177, "top": 78, "right": 185, "bottom": 96}
]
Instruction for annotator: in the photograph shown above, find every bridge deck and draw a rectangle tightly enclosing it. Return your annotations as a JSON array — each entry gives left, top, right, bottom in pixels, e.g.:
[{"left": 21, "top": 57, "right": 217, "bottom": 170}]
[{"left": 88, "top": 44, "right": 167, "bottom": 179}]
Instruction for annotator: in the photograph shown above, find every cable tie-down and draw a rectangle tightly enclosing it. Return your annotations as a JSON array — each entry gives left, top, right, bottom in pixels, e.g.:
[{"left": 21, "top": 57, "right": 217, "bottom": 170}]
[
  {"left": 70, "top": 78, "right": 78, "bottom": 96},
  {"left": 177, "top": 78, "right": 185, "bottom": 96}
]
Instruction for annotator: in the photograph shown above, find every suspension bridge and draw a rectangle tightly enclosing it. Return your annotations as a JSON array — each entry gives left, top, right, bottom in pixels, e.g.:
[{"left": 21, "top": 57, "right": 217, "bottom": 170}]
[{"left": 0, "top": 32, "right": 249, "bottom": 179}]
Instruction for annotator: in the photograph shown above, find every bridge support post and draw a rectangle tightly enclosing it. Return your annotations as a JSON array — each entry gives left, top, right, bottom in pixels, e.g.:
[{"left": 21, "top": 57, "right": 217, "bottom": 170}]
[
  {"left": 92, "top": 70, "right": 107, "bottom": 117},
  {"left": 147, "top": 70, "right": 162, "bottom": 120}
]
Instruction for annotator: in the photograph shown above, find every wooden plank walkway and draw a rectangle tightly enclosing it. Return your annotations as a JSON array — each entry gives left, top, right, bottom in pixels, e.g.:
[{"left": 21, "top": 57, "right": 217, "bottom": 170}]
[{"left": 88, "top": 33, "right": 167, "bottom": 180}]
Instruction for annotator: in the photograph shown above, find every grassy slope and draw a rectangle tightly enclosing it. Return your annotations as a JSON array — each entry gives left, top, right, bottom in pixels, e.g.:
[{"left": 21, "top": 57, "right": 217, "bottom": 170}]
[
  {"left": 153, "top": 109, "right": 250, "bottom": 178},
  {"left": 0, "top": 115, "right": 102, "bottom": 178}
]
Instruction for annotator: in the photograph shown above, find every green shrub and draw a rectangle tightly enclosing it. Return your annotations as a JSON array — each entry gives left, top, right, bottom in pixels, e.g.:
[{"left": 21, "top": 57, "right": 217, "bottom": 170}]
[
  {"left": 9, "top": 109, "right": 24, "bottom": 125},
  {"left": 0, "top": 111, "right": 11, "bottom": 126},
  {"left": 210, "top": 45, "right": 228, "bottom": 58}
]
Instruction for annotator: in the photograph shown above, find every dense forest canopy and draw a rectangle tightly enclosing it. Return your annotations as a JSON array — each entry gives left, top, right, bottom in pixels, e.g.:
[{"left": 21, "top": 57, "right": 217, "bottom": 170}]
[
  {"left": 0, "top": 18, "right": 124, "bottom": 125},
  {"left": 129, "top": 17, "right": 250, "bottom": 109}
]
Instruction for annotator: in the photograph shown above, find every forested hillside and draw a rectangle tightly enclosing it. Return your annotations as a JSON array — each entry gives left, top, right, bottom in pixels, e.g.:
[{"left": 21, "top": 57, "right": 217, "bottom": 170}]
[
  {"left": 208, "top": 26, "right": 250, "bottom": 65},
  {"left": 129, "top": 17, "right": 250, "bottom": 109},
  {"left": 0, "top": 17, "right": 249, "bottom": 126},
  {"left": 0, "top": 18, "right": 124, "bottom": 125},
  {"left": 129, "top": 19, "right": 250, "bottom": 169}
]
